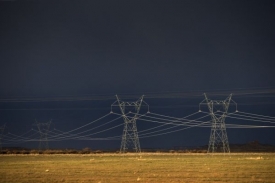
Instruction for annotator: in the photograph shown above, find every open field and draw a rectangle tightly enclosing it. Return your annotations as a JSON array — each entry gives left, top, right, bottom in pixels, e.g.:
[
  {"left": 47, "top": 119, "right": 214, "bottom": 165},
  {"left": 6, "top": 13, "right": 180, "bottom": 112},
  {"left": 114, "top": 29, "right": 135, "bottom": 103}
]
[{"left": 0, "top": 153, "right": 275, "bottom": 183}]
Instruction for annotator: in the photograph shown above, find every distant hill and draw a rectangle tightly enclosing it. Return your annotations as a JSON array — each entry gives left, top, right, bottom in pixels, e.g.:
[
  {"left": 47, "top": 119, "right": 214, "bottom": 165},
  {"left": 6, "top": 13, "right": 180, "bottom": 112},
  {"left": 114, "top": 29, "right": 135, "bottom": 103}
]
[{"left": 230, "top": 141, "right": 275, "bottom": 152}]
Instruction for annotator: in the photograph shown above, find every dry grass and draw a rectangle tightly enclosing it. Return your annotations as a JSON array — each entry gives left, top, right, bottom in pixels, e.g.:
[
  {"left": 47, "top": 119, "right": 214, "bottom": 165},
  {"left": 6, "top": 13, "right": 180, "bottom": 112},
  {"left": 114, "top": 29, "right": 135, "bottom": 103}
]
[{"left": 0, "top": 153, "right": 275, "bottom": 183}]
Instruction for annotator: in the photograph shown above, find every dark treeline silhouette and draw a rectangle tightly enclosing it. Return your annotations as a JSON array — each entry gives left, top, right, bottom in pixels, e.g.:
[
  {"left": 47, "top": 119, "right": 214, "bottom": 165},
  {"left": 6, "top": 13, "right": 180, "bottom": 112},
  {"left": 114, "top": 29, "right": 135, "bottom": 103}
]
[{"left": 1, "top": 141, "right": 275, "bottom": 154}]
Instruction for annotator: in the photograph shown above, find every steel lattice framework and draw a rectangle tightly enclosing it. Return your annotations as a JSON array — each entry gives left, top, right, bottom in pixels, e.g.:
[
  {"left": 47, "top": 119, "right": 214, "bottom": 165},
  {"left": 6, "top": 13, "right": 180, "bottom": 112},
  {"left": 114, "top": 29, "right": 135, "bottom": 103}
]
[
  {"left": 34, "top": 120, "right": 51, "bottom": 150},
  {"left": 111, "top": 95, "right": 148, "bottom": 153},
  {"left": 200, "top": 93, "right": 237, "bottom": 153},
  {"left": 0, "top": 124, "right": 5, "bottom": 151}
]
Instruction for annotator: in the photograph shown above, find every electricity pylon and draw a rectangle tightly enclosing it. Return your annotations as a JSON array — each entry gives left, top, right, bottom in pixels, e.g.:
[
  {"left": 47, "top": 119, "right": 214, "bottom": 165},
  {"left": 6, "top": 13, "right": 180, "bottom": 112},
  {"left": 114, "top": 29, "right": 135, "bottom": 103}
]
[
  {"left": 34, "top": 120, "right": 51, "bottom": 150},
  {"left": 200, "top": 93, "right": 237, "bottom": 153},
  {"left": 111, "top": 95, "right": 148, "bottom": 153},
  {"left": 0, "top": 124, "right": 5, "bottom": 151}
]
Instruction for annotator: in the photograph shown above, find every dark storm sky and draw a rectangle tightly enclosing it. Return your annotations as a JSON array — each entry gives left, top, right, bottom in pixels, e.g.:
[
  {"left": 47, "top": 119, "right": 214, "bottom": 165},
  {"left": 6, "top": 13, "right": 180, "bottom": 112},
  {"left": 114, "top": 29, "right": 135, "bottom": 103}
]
[{"left": 0, "top": 0, "right": 275, "bottom": 149}]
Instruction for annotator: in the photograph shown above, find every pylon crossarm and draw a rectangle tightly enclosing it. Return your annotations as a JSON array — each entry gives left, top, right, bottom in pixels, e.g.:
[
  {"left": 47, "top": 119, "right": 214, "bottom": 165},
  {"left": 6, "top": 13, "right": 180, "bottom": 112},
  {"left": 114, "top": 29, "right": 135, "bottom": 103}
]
[
  {"left": 0, "top": 125, "right": 5, "bottom": 150},
  {"left": 202, "top": 93, "right": 232, "bottom": 153},
  {"left": 115, "top": 95, "right": 144, "bottom": 153},
  {"left": 34, "top": 121, "right": 51, "bottom": 150}
]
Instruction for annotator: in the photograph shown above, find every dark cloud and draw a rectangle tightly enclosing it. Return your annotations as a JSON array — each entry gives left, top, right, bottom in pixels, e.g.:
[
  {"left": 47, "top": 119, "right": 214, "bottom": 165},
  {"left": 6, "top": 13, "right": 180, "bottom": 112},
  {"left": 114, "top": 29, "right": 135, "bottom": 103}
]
[{"left": 0, "top": 0, "right": 275, "bottom": 149}]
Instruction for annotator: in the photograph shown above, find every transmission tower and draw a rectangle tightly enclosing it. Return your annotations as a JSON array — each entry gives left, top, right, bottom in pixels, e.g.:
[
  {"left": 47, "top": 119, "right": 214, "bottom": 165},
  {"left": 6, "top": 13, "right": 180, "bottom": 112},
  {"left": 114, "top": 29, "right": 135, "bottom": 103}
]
[
  {"left": 111, "top": 95, "right": 148, "bottom": 153},
  {"left": 0, "top": 124, "right": 5, "bottom": 151},
  {"left": 199, "top": 93, "right": 237, "bottom": 153},
  {"left": 34, "top": 120, "right": 51, "bottom": 150}
]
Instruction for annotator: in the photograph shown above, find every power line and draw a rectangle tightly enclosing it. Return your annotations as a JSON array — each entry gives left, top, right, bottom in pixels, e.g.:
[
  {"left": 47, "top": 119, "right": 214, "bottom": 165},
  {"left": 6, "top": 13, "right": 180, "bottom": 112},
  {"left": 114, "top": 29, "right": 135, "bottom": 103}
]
[
  {"left": 1, "top": 92, "right": 275, "bottom": 150},
  {"left": 1, "top": 86, "right": 275, "bottom": 102},
  {"left": 200, "top": 93, "right": 235, "bottom": 153},
  {"left": 33, "top": 120, "right": 51, "bottom": 150},
  {"left": 0, "top": 124, "right": 5, "bottom": 150},
  {"left": 112, "top": 95, "right": 148, "bottom": 153},
  {"left": 47, "top": 114, "right": 121, "bottom": 141}
]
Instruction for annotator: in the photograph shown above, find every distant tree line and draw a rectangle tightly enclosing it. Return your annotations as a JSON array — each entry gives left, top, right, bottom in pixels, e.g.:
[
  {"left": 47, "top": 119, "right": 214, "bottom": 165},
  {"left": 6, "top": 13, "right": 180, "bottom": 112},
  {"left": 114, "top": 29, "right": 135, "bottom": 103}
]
[
  {"left": 0, "top": 147, "right": 104, "bottom": 154},
  {"left": 1, "top": 141, "right": 274, "bottom": 154}
]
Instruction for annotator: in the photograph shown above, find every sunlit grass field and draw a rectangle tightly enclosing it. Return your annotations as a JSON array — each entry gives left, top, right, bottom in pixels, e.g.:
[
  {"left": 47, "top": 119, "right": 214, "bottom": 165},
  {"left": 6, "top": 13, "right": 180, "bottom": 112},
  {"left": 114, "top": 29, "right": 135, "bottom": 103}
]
[{"left": 0, "top": 153, "right": 275, "bottom": 183}]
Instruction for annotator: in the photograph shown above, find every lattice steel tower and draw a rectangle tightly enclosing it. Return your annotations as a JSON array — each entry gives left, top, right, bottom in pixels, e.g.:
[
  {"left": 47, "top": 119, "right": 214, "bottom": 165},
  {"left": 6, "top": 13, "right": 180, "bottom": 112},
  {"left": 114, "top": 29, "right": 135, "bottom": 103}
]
[
  {"left": 111, "top": 95, "right": 148, "bottom": 153},
  {"left": 200, "top": 93, "right": 236, "bottom": 153},
  {"left": 34, "top": 120, "right": 51, "bottom": 150},
  {"left": 0, "top": 124, "right": 5, "bottom": 151}
]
